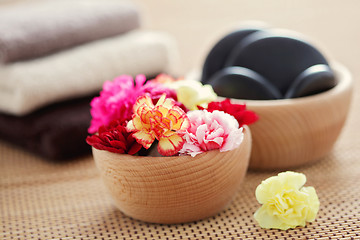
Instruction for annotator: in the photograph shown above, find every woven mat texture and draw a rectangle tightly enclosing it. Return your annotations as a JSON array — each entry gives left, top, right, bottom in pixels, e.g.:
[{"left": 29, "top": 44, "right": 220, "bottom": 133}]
[
  {"left": 1, "top": 88, "right": 359, "bottom": 240},
  {"left": 1, "top": 0, "right": 360, "bottom": 239}
]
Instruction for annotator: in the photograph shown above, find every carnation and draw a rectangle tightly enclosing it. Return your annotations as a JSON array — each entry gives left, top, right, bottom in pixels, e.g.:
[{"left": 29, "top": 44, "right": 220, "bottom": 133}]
[
  {"left": 202, "top": 99, "right": 258, "bottom": 127},
  {"left": 86, "top": 119, "right": 142, "bottom": 155},
  {"left": 127, "top": 94, "right": 190, "bottom": 156},
  {"left": 179, "top": 110, "right": 244, "bottom": 157},
  {"left": 88, "top": 75, "right": 179, "bottom": 134},
  {"left": 164, "top": 79, "right": 217, "bottom": 111},
  {"left": 254, "top": 171, "right": 320, "bottom": 230}
]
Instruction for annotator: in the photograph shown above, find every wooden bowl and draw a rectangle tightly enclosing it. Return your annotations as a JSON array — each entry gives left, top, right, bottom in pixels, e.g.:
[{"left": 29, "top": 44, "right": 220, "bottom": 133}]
[
  {"left": 93, "top": 126, "right": 252, "bottom": 224},
  {"left": 232, "top": 63, "right": 352, "bottom": 170}
]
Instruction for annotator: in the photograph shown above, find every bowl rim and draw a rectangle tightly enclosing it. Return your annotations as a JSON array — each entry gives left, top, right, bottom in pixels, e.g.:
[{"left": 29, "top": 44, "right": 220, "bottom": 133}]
[{"left": 227, "top": 62, "right": 352, "bottom": 106}]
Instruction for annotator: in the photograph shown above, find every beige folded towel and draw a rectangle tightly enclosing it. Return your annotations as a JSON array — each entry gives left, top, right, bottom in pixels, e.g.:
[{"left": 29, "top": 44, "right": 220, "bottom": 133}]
[
  {"left": 0, "top": 0, "right": 140, "bottom": 63},
  {"left": 0, "top": 30, "right": 179, "bottom": 116}
]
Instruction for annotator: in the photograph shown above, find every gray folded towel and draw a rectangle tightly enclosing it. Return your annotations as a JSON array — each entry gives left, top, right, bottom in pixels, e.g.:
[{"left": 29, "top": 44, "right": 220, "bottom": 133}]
[
  {"left": 0, "top": 30, "right": 179, "bottom": 116},
  {"left": 0, "top": 0, "right": 140, "bottom": 63}
]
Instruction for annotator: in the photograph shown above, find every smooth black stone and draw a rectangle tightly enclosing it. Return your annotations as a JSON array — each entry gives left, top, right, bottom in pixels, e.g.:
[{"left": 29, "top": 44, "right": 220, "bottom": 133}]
[
  {"left": 208, "top": 66, "right": 282, "bottom": 100},
  {"left": 285, "top": 64, "right": 336, "bottom": 98},
  {"left": 200, "top": 28, "right": 262, "bottom": 83},
  {"left": 224, "top": 31, "right": 329, "bottom": 95}
]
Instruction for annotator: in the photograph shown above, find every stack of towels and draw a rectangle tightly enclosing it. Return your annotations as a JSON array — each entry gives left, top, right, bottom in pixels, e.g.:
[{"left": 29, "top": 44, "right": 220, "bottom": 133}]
[{"left": 0, "top": 1, "right": 179, "bottom": 160}]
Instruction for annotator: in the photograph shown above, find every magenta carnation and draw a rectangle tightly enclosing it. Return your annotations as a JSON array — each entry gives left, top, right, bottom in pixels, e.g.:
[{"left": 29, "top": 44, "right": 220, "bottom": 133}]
[
  {"left": 88, "top": 75, "right": 179, "bottom": 134},
  {"left": 179, "top": 110, "right": 244, "bottom": 157}
]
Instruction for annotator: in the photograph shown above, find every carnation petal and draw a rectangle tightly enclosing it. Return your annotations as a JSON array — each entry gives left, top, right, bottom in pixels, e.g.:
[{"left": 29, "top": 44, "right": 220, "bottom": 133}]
[
  {"left": 198, "top": 84, "right": 217, "bottom": 102},
  {"left": 195, "top": 124, "right": 208, "bottom": 145},
  {"left": 163, "top": 97, "right": 176, "bottom": 109},
  {"left": 278, "top": 172, "right": 307, "bottom": 190},
  {"left": 134, "top": 95, "right": 154, "bottom": 114},
  {"left": 203, "top": 138, "right": 223, "bottom": 151},
  {"left": 132, "top": 116, "right": 146, "bottom": 130},
  {"left": 97, "top": 145, "right": 126, "bottom": 154},
  {"left": 168, "top": 108, "right": 189, "bottom": 130},
  {"left": 179, "top": 142, "right": 202, "bottom": 157},
  {"left": 110, "top": 140, "right": 127, "bottom": 150},
  {"left": 158, "top": 132, "right": 184, "bottom": 156},
  {"left": 133, "top": 131, "right": 155, "bottom": 149},
  {"left": 209, "top": 119, "right": 221, "bottom": 131},
  {"left": 155, "top": 94, "right": 167, "bottom": 106},
  {"left": 177, "top": 85, "right": 198, "bottom": 110},
  {"left": 211, "top": 110, "right": 239, "bottom": 130},
  {"left": 254, "top": 206, "right": 290, "bottom": 230},
  {"left": 126, "top": 120, "right": 136, "bottom": 132},
  {"left": 204, "top": 137, "right": 223, "bottom": 147},
  {"left": 128, "top": 142, "right": 143, "bottom": 155},
  {"left": 135, "top": 74, "right": 146, "bottom": 87},
  {"left": 180, "top": 115, "right": 191, "bottom": 130},
  {"left": 300, "top": 186, "right": 320, "bottom": 222},
  {"left": 207, "top": 127, "right": 225, "bottom": 139},
  {"left": 221, "top": 128, "right": 243, "bottom": 152},
  {"left": 155, "top": 94, "right": 175, "bottom": 109},
  {"left": 86, "top": 135, "right": 102, "bottom": 146},
  {"left": 153, "top": 106, "right": 167, "bottom": 118},
  {"left": 255, "top": 176, "right": 283, "bottom": 204}
]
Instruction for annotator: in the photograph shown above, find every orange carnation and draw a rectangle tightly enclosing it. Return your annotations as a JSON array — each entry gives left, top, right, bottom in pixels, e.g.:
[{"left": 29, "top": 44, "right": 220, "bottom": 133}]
[{"left": 127, "top": 94, "right": 190, "bottom": 156}]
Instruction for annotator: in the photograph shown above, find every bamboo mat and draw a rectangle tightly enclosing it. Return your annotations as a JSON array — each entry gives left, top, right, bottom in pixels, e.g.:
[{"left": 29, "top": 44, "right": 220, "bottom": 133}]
[
  {"left": 1, "top": 0, "right": 360, "bottom": 239},
  {"left": 1, "top": 89, "right": 360, "bottom": 240}
]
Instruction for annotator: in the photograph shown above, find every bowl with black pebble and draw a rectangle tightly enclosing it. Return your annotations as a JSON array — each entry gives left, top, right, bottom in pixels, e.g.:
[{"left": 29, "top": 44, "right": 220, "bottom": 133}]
[{"left": 201, "top": 26, "right": 353, "bottom": 170}]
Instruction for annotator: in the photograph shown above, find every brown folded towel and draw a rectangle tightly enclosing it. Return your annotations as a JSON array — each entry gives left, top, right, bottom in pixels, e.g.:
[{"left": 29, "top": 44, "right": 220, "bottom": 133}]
[
  {"left": 0, "top": 95, "right": 94, "bottom": 160},
  {"left": 0, "top": 0, "right": 140, "bottom": 63}
]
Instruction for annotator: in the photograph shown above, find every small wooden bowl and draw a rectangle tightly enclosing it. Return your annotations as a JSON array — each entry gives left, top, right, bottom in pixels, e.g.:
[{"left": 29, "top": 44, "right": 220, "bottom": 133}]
[
  {"left": 93, "top": 126, "right": 252, "bottom": 224},
  {"left": 232, "top": 63, "right": 352, "bottom": 170}
]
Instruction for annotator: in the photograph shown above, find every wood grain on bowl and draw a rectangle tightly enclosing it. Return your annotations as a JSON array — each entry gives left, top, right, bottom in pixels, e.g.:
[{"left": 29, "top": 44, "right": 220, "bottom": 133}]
[{"left": 93, "top": 126, "right": 252, "bottom": 224}]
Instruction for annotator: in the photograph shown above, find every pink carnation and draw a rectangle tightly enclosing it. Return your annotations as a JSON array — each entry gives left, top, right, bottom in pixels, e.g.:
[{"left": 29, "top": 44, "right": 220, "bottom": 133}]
[
  {"left": 88, "top": 75, "right": 179, "bottom": 134},
  {"left": 180, "top": 110, "right": 244, "bottom": 157}
]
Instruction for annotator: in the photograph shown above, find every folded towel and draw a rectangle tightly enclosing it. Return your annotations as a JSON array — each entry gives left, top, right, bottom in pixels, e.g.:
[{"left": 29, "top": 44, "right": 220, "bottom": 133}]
[
  {"left": 0, "top": 0, "right": 140, "bottom": 63},
  {"left": 0, "top": 30, "right": 179, "bottom": 116},
  {"left": 0, "top": 95, "right": 93, "bottom": 160}
]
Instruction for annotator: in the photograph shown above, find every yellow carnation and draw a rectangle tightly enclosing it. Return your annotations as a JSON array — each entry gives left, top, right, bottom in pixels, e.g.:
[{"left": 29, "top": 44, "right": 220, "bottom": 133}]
[
  {"left": 166, "top": 79, "right": 217, "bottom": 110},
  {"left": 254, "top": 171, "right": 320, "bottom": 230}
]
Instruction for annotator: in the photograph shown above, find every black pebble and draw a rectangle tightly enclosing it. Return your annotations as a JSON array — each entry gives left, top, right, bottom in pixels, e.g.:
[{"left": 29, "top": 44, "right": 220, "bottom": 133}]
[
  {"left": 208, "top": 66, "right": 282, "bottom": 100},
  {"left": 285, "top": 64, "right": 336, "bottom": 98},
  {"left": 200, "top": 28, "right": 262, "bottom": 83},
  {"left": 224, "top": 31, "right": 330, "bottom": 95}
]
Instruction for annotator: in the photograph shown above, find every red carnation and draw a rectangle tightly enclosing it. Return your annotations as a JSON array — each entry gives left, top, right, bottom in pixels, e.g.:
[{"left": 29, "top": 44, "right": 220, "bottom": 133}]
[
  {"left": 86, "top": 119, "right": 142, "bottom": 155},
  {"left": 202, "top": 99, "right": 258, "bottom": 127}
]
